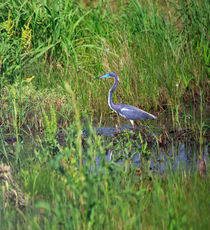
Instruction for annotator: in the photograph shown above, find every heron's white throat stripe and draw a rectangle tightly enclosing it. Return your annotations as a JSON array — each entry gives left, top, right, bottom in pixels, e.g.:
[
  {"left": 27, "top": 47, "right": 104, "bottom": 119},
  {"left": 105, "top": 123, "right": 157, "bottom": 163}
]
[{"left": 108, "top": 89, "right": 116, "bottom": 113}]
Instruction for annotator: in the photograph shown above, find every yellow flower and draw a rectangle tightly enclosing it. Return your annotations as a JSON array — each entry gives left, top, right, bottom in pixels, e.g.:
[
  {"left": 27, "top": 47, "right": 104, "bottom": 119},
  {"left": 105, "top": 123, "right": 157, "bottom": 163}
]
[
  {"left": 24, "top": 75, "right": 35, "bottom": 83},
  {"left": 21, "top": 17, "right": 32, "bottom": 50},
  {"left": 3, "top": 10, "right": 15, "bottom": 40}
]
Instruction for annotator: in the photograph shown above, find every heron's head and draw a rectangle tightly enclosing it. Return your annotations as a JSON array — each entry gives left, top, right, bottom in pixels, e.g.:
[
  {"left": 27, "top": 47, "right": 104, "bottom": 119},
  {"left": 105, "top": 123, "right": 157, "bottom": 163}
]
[{"left": 94, "top": 72, "right": 119, "bottom": 82}]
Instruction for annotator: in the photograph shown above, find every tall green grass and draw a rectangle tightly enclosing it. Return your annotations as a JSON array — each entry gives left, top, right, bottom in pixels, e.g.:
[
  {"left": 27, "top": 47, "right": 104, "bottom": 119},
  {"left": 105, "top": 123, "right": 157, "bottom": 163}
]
[{"left": 0, "top": 0, "right": 209, "bottom": 126}]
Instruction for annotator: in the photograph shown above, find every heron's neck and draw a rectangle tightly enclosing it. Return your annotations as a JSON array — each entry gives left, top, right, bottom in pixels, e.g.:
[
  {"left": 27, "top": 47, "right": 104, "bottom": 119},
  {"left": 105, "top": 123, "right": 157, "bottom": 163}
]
[{"left": 108, "top": 77, "right": 118, "bottom": 111}]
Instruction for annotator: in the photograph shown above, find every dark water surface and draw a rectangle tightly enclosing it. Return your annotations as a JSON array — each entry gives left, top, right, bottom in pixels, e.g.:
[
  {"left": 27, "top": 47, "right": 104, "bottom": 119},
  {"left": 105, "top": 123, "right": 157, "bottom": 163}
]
[
  {"left": 89, "top": 125, "right": 209, "bottom": 173},
  {"left": 103, "top": 142, "right": 209, "bottom": 173},
  {"left": 2, "top": 124, "right": 208, "bottom": 174}
]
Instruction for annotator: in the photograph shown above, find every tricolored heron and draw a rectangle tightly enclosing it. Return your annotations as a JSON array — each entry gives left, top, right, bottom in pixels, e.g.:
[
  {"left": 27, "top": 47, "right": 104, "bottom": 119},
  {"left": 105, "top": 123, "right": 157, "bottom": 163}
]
[{"left": 95, "top": 72, "right": 157, "bottom": 130}]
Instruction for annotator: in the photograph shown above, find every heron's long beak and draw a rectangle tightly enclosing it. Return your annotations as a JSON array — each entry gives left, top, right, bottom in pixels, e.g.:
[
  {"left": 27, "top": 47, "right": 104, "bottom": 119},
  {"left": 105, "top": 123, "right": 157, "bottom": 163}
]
[{"left": 94, "top": 73, "right": 110, "bottom": 80}]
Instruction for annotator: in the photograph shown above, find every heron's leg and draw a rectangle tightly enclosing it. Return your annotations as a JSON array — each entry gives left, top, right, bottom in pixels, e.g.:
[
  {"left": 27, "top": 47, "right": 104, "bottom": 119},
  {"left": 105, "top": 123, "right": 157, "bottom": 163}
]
[
  {"left": 115, "top": 124, "right": 121, "bottom": 133},
  {"left": 130, "top": 120, "right": 135, "bottom": 130}
]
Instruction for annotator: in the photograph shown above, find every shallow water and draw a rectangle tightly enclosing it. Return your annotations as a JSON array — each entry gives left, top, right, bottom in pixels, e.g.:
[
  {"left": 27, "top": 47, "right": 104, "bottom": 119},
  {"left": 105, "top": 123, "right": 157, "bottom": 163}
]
[
  {"left": 103, "top": 142, "right": 209, "bottom": 173},
  {"left": 1, "top": 124, "right": 208, "bottom": 174},
  {"left": 89, "top": 125, "right": 208, "bottom": 173}
]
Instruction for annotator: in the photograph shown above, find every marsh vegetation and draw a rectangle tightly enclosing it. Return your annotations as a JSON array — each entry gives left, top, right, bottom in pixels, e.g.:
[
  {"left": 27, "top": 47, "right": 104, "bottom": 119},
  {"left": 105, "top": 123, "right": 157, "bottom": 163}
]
[{"left": 0, "top": 0, "right": 209, "bottom": 229}]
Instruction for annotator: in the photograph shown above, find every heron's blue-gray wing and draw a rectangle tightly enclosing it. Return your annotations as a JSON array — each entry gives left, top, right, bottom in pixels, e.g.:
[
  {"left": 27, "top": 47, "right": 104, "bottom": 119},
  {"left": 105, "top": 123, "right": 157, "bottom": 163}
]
[{"left": 117, "top": 104, "right": 157, "bottom": 120}]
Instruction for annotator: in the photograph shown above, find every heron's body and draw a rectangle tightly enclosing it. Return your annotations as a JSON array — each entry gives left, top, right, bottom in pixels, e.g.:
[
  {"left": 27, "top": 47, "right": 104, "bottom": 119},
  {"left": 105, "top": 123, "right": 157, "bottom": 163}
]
[{"left": 95, "top": 72, "right": 157, "bottom": 130}]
